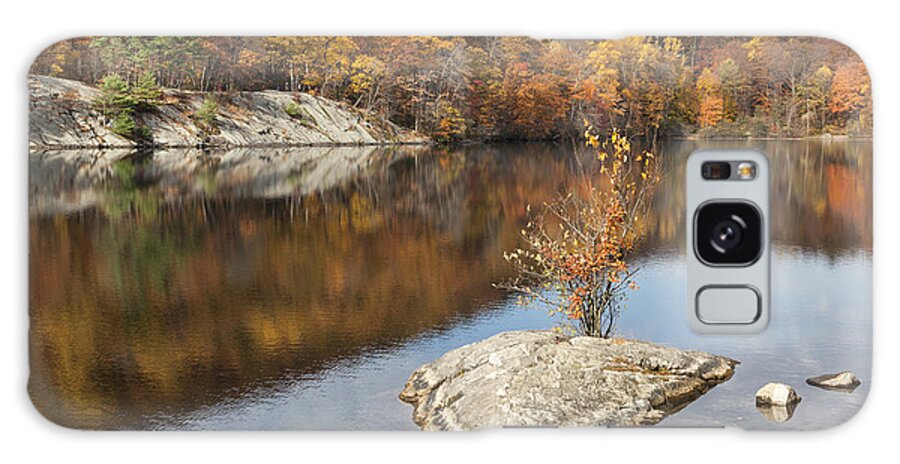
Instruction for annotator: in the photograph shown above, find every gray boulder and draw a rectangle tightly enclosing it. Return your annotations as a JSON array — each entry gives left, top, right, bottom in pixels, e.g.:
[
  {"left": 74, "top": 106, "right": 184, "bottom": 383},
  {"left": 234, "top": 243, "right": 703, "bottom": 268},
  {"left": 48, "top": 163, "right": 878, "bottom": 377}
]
[
  {"left": 806, "top": 371, "right": 861, "bottom": 392},
  {"left": 399, "top": 330, "right": 737, "bottom": 430}
]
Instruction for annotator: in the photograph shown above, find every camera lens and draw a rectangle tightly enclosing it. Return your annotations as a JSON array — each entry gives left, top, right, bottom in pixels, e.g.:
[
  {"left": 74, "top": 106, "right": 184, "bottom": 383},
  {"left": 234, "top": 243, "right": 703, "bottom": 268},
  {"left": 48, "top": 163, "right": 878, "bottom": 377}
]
[
  {"left": 701, "top": 162, "right": 732, "bottom": 180},
  {"left": 710, "top": 218, "right": 743, "bottom": 251},
  {"left": 695, "top": 202, "right": 762, "bottom": 265}
]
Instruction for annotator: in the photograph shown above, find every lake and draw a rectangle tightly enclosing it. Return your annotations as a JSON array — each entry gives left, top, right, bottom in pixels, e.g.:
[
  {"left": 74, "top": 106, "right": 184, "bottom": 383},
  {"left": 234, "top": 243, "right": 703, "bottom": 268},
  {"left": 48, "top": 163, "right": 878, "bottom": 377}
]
[{"left": 28, "top": 139, "right": 872, "bottom": 430}]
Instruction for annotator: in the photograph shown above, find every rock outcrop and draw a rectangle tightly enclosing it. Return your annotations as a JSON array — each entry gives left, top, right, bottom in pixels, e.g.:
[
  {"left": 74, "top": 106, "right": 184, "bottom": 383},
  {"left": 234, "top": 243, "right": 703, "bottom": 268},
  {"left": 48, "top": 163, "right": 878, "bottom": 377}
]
[
  {"left": 29, "top": 75, "right": 428, "bottom": 149},
  {"left": 399, "top": 330, "right": 737, "bottom": 430},
  {"left": 806, "top": 371, "right": 861, "bottom": 392}
]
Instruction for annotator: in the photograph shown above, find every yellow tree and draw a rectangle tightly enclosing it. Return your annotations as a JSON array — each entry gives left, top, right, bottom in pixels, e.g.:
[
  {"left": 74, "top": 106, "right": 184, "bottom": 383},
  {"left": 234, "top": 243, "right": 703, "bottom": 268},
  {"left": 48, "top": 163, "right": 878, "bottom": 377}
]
[
  {"left": 432, "top": 102, "right": 466, "bottom": 142},
  {"left": 497, "top": 129, "right": 660, "bottom": 337},
  {"left": 696, "top": 67, "right": 724, "bottom": 128},
  {"left": 349, "top": 54, "right": 386, "bottom": 108},
  {"left": 584, "top": 37, "right": 688, "bottom": 137},
  {"left": 584, "top": 41, "right": 625, "bottom": 127}
]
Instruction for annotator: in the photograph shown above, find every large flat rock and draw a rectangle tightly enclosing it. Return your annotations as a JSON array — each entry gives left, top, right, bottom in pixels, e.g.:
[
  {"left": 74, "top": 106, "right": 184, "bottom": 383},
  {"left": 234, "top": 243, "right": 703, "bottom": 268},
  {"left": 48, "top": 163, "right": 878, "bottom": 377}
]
[{"left": 400, "top": 330, "right": 737, "bottom": 430}]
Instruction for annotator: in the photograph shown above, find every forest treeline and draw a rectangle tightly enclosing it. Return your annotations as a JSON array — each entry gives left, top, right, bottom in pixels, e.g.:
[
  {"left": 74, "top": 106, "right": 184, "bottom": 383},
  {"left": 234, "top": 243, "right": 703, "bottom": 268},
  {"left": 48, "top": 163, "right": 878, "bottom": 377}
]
[{"left": 32, "top": 36, "right": 872, "bottom": 141}]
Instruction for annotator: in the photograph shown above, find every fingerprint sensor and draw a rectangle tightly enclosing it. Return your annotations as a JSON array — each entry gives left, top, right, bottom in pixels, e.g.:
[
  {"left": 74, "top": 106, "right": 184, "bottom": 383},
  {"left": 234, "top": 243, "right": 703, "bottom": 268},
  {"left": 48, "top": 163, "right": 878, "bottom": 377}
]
[{"left": 696, "top": 286, "right": 761, "bottom": 324}]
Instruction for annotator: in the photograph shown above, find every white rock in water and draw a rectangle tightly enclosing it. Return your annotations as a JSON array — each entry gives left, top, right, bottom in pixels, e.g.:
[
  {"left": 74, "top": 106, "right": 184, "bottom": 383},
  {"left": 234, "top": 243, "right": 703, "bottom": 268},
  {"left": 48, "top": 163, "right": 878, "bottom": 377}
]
[
  {"left": 806, "top": 371, "right": 861, "bottom": 391},
  {"left": 755, "top": 383, "right": 801, "bottom": 406}
]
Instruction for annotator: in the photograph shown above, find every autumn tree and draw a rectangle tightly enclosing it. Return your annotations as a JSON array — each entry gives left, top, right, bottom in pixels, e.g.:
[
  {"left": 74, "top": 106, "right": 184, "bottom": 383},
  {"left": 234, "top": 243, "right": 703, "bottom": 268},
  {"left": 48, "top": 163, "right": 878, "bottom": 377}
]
[
  {"left": 30, "top": 37, "right": 95, "bottom": 79},
  {"left": 496, "top": 129, "right": 660, "bottom": 337},
  {"left": 348, "top": 54, "right": 387, "bottom": 107},
  {"left": 830, "top": 61, "right": 871, "bottom": 135},
  {"left": 500, "top": 63, "right": 569, "bottom": 139},
  {"left": 432, "top": 102, "right": 466, "bottom": 142},
  {"left": 716, "top": 58, "right": 743, "bottom": 121},
  {"left": 696, "top": 68, "right": 724, "bottom": 128},
  {"left": 800, "top": 65, "right": 834, "bottom": 134},
  {"left": 584, "top": 37, "right": 690, "bottom": 138}
]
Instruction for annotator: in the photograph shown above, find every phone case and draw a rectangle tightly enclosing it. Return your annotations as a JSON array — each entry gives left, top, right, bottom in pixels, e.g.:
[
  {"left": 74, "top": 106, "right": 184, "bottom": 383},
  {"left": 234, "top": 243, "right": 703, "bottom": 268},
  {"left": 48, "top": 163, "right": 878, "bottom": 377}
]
[{"left": 28, "top": 36, "right": 871, "bottom": 430}]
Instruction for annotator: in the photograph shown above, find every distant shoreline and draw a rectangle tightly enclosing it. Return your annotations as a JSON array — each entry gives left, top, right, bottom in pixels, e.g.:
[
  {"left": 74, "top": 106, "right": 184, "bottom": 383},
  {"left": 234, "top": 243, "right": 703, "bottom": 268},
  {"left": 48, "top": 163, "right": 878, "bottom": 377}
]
[
  {"left": 29, "top": 75, "right": 871, "bottom": 152},
  {"left": 29, "top": 135, "right": 872, "bottom": 152},
  {"left": 667, "top": 134, "right": 872, "bottom": 142}
]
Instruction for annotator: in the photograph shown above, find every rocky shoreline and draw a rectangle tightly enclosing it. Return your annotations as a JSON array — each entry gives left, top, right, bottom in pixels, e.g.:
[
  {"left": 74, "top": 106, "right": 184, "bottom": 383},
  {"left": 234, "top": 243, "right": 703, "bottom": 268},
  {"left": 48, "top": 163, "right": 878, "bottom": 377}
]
[
  {"left": 29, "top": 75, "right": 429, "bottom": 149},
  {"left": 399, "top": 330, "right": 737, "bottom": 430}
]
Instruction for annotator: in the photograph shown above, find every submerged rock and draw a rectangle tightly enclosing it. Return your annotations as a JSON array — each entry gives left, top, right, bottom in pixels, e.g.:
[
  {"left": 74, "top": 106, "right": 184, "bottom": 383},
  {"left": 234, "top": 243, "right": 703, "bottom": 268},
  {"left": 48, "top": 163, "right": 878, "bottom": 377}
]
[
  {"left": 806, "top": 371, "right": 861, "bottom": 392},
  {"left": 755, "top": 383, "right": 801, "bottom": 407},
  {"left": 399, "top": 330, "right": 737, "bottom": 430}
]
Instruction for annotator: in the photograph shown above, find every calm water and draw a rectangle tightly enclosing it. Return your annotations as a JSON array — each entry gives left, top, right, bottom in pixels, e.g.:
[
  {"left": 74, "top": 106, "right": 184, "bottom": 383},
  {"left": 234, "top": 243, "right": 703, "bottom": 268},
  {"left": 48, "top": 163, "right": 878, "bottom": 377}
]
[{"left": 29, "top": 140, "right": 872, "bottom": 430}]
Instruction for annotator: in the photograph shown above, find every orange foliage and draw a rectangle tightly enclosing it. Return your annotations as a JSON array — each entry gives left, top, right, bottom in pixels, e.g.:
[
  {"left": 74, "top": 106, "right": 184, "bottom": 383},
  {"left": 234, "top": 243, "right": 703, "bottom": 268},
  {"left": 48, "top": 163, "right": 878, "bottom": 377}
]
[
  {"left": 829, "top": 62, "right": 870, "bottom": 115},
  {"left": 696, "top": 67, "right": 724, "bottom": 127},
  {"left": 698, "top": 95, "right": 725, "bottom": 127},
  {"left": 503, "top": 63, "right": 569, "bottom": 139},
  {"left": 31, "top": 36, "right": 873, "bottom": 139}
]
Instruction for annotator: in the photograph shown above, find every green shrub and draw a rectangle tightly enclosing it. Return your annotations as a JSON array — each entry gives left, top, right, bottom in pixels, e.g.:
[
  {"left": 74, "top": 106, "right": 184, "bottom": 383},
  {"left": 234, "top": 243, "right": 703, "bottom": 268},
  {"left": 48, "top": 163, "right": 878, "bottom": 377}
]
[
  {"left": 110, "top": 113, "right": 137, "bottom": 137},
  {"left": 93, "top": 72, "right": 161, "bottom": 142},
  {"left": 95, "top": 74, "right": 134, "bottom": 115},
  {"left": 283, "top": 101, "right": 314, "bottom": 125},
  {"left": 130, "top": 72, "right": 163, "bottom": 111},
  {"left": 284, "top": 101, "right": 301, "bottom": 117},
  {"left": 194, "top": 96, "right": 219, "bottom": 133}
]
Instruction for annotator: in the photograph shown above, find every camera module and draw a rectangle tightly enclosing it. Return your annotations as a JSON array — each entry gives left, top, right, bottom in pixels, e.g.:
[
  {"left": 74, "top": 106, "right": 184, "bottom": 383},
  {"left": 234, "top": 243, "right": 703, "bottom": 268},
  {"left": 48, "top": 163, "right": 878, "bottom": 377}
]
[{"left": 694, "top": 202, "right": 762, "bottom": 265}]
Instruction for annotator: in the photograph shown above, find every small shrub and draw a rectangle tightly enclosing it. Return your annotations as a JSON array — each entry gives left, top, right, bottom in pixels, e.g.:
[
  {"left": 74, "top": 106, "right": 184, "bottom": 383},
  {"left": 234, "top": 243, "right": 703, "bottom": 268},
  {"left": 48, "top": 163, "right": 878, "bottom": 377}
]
[
  {"left": 284, "top": 101, "right": 301, "bottom": 118},
  {"left": 110, "top": 113, "right": 136, "bottom": 138},
  {"left": 496, "top": 128, "right": 660, "bottom": 338},
  {"left": 195, "top": 96, "right": 219, "bottom": 133},
  {"left": 284, "top": 101, "right": 315, "bottom": 125},
  {"left": 133, "top": 125, "right": 152, "bottom": 140}
]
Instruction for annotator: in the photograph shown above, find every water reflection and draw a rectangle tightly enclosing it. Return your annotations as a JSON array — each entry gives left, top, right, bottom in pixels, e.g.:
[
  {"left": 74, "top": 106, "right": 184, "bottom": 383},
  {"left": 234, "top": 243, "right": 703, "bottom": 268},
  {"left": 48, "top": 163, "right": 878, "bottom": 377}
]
[
  {"left": 29, "top": 140, "right": 871, "bottom": 429},
  {"left": 757, "top": 402, "right": 799, "bottom": 423}
]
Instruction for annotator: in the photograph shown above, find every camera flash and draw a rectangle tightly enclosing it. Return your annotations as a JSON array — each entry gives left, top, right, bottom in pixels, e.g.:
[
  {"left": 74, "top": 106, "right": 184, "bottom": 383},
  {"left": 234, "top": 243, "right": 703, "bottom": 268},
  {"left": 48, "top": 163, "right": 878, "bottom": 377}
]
[{"left": 737, "top": 162, "right": 756, "bottom": 180}]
